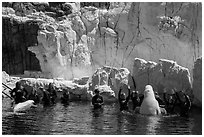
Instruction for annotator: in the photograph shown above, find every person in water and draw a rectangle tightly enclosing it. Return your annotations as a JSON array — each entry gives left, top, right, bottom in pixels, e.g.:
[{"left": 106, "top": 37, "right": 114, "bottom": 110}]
[
  {"left": 40, "top": 87, "right": 51, "bottom": 106},
  {"left": 163, "top": 89, "right": 177, "bottom": 114},
  {"left": 163, "top": 89, "right": 191, "bottom": 116},
  {"left": 175, "top": 91, "right": 191, "bottom": 117},
  {"left": 154, "top": 91, "right": 165, "bottom": 106},
  {"left": 47, "top": 83, "right": 57, "bottom": 104},
  {"left": 92, "top": 89, "right": 104, "bottom": 109},
  {"left": 118, "top": 86, "right": 131, "bottom": 111},
  {"left": 131, "top": 90, "right": 140, "bottom": 111},
  {"left": 10, "top": 81, "right": 28, "bottom": 104},
  {"left": 61, "top": 89, "right": 70, "bottom": 104},
  {"left": 28, "top": 88, "right": 40, "bottom": 104}
]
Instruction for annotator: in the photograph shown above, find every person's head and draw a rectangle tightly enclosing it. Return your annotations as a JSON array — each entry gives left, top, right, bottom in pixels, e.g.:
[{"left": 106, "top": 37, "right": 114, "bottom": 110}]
[
  {"left": 120, "top": 92, "right": 126, "bottom": 100},
  {"left": 16, "top": 82, "right": 21, "bottom": 89},
  {"left": 49, "top": 83, "right": 54, "bottom": 90},
  {"left": 39, "top": 87, "right": 44, "bottom": 92},
  {"left": 32, "top": 88, "right": 37, "bottom": 94},
  {"left": 94, "top": 89, "right": 100, "bottom": 95},
  {"left": 154, "top": 91, "right": 159, "bottom": 96},
  {"left": 132, "top": 90, "right": 139, "bottom": 97},
  {"left": 177, "top": 90, "right": 186, "bottom": 102},
  {"left": 63, "top": 89, "right": 69, "bottom": 94},
  {"left": 170, "top": 89, "right": 175, "bottom": 95}
]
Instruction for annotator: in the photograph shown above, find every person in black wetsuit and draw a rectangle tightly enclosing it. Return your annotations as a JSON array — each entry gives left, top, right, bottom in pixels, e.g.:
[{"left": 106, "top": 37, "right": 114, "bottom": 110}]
[
  {"left": 175, "top": 91, "right": 191, "bottom": 117},
  {"left": 154, "top": 91, "right": 165, "bottom": 106},
  {"left": 40, "top": 87, "right": 51, "bottom": 106},
  {"left": 47, "top": 83, "right": 57, "bottom": 104},
  {"left": 163, "top": 90, "right": 191, "bottom": 117},
  {"left": 61, "top": 89, "right": 70, "bottom": 104},
  {"left": 10, "top": 81, "right": 28, "bottom": 104},
  {"left": 163, "top": 90, "right": 177, "bottom": 114},
  {"left": 118, "top": 86, "right": 131, "bottom": 112},
  {"left": 28, "top": 88, "right": 40, "bottom": 104},
  {"left": 131, "top": 90, "right": 140, "bottom": 111},
  {"left": 92, "top": 89, "right": 104, "bottom": 109}
]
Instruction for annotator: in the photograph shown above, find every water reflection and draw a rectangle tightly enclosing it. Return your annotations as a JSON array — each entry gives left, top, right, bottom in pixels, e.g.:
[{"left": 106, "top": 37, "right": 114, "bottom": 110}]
[
  {"left": 2, "top": 98, "right": 202, "bottom": 135},
  {"left": 145, "top": 116, "right": 161, "bottom": 135}
]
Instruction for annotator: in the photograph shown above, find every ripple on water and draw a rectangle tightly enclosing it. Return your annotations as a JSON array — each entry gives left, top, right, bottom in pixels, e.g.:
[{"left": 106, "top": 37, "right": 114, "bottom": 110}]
[{"left": 2, "top": 98, "right": 202, "bottom": 135}]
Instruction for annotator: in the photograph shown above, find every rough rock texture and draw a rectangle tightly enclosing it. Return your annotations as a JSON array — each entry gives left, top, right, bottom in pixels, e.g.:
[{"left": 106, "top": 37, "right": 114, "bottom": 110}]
[
  {"left": 15, "top": 77, "right": 117, "bottom": 102},
  {"left": 132, "top": 58, "right": 192, "bottom": 96},
  {"left": 80, "top": 2, "right": 110, "bottom": 9},
  {"left": 89, "top": 66, "right": 132, "bottom": 98},
  {"left": 2, "top": 71, "right": 10, "bottom": 84},
  {"left": 192, "top": 57, "right": 202, "bottom": 107},
  {"left": 18, "top": 77, "right": 91, "bottom": 101},
  {"left": 2, "top": 13, "right": 41, "bottom": 75},
  {"left": 28, "top": 19, "right": 92, "bottom": 80},
  {"left": 3, "top": 3, "right": 201, "bottom": 80},
  {"left": 2, "top": 71, "right": 21, "bottom": 97}
]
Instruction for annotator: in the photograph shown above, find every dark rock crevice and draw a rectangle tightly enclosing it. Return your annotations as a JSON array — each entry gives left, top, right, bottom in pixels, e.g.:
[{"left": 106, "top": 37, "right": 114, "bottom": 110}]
[{"left": 2, "top": 16, "right": 41, "bottom": 75}]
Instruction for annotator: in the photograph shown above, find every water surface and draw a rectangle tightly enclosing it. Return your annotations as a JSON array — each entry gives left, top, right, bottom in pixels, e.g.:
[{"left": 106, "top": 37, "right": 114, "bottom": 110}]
[{"left": 2, "top": 98, "right": 202, "bottom": 135}]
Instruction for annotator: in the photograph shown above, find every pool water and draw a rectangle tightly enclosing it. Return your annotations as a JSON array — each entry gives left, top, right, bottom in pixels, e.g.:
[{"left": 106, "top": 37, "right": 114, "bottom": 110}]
[{"left": 2, "top": 98, "right": 202, "bottom": 135}]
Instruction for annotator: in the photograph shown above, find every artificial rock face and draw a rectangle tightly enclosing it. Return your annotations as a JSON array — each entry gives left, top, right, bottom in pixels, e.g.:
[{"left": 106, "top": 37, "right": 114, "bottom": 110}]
[
  {"left": 89, "top": 66, "right": 132, "bottom": 98},
  {"left": 132, "top": 58, "right": 192, "bottom": 96},
  {"left": 192, "top": 57, "right": 202, "bottom": 107},
  {"left": 28, "top": 20, "right": 92, "bottom": 80},
  {"left": 3, "top": 3, "right": 201, "bottom": 81},
  {"left": 18, "top": 77, "right": 92, "bottom": 101}
]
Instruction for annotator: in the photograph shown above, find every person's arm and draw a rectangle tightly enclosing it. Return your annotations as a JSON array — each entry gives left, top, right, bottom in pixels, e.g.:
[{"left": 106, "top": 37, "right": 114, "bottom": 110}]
[
  {"left": 170, "top": 94, "right": 178, "bottom": 112},
  {"left": 126, "top": 87, "right": 131, "bottom": 102},
  {"left": 175, "top": 92, "right": 182, "bottom": 103},
  {"left": 184, "top": 94, "right": 191, "bottom": 110},
  {"left": 156, "top": 95, "right": 164, "bottom": 105},
  {"left": 130, "top": 92, "right": 133, "bottom": 101},
  {"left": 23, "top": 88, "right": 28, "bottom": 99},
  {"left": 139, "top": 95, "right": 144, "bottom": 106},
  {"left": 163, "top": 92, "right": 167, "bottom": 103},
  {"left": 54, "top": 90, "right": 57, "bottom": 97},
  {"left": 100, "top": 96, "right": 104, "bottom": 105},
  {"left": 92, "top": 96, "right": 95, "bottom": 105},
  {"left": 92, "top": 96, "right": 98, "bottom": 105},
  {"left": 10, "top": 89, "right": 15, "bottom": 98},
  {"left": 118, "top": 88, "right": 122, "bottom": 102}
]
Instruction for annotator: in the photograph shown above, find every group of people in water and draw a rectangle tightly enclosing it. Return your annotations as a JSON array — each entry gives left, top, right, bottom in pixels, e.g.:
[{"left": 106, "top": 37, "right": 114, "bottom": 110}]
[
  {"left": 91, "top": 85, "right": 191, "bottom": 117},
  {"left": 10, "top": 82, "right": 59, "bottom": 106},
  {"left": 10, "top": 81, "right": 191, "bottom": 117}
]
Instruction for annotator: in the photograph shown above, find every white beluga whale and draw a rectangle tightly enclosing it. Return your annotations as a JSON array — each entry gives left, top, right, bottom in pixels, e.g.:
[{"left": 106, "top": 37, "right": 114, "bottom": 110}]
[
  {"left": 13, "top": 100, "right": 37, "bottom": 113},
  {"left": 139, "top": 85, "right": 161, "bottom": 115}
]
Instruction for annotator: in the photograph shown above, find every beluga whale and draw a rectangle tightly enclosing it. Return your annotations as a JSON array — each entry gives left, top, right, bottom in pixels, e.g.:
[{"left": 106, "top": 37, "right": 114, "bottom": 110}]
[
  {"left": 139, "top": 85, "right": 161, "bottom": 115},
  {"left": 13, "top": 100, "right": 37, "bottom": 113}
]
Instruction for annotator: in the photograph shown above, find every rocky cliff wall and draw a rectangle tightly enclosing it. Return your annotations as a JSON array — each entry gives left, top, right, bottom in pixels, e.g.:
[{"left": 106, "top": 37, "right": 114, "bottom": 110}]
[
  {"left": 2, "top": 2, "right": 202, "bottom": 80},
  {"left": 2, "top": 12, "right": 41, "bottom": 75},
  {"left": 192, "top": 57, "right": 202, "bottom": 107},
  {"left": 132, "top": 58, "right": 192, "bottom": 96}
]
